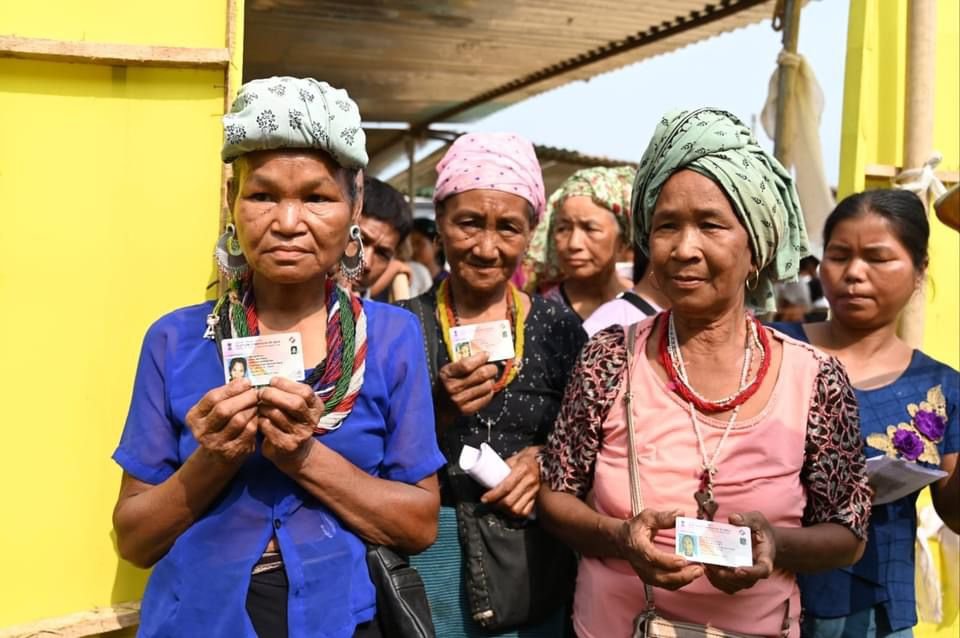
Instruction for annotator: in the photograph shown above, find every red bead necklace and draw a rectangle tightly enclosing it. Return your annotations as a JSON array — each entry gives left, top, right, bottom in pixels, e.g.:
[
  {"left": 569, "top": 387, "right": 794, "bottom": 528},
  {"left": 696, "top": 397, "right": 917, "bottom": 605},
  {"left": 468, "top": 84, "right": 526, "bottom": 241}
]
[{"left": 657, "top": 310, "right": 771, "bottom": 414}]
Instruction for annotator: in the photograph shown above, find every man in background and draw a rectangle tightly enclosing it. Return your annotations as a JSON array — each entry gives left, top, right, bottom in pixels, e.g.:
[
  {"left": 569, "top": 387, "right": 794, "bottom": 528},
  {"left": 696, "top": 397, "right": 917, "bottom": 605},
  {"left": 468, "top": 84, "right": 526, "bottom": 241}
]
[{"left": 355, "top": 176, "right": 416, "bottom": 301}]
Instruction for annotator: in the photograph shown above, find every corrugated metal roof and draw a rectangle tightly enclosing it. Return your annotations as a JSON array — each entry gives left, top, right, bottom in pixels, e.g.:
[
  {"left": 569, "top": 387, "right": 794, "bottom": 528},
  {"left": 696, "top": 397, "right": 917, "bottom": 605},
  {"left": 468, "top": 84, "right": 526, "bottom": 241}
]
[{"left": 245, "top": 0, "right": 779, "bottom": 158}]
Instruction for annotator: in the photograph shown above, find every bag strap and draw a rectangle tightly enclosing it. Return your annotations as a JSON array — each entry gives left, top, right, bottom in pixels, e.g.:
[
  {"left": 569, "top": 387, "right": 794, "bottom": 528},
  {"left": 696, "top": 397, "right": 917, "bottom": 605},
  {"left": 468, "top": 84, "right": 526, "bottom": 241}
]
[
  {"left": 622, "top": 324, "right": 658, "bottom": 615},
  {"left": 624, "top": 324, "right": 643, "bottom": 517},
  {"left": 405, "top": 295, "right": 440, "bottom": 394},
  {"left": 618, "top": 290, "right": 657, "bottom": 317}
]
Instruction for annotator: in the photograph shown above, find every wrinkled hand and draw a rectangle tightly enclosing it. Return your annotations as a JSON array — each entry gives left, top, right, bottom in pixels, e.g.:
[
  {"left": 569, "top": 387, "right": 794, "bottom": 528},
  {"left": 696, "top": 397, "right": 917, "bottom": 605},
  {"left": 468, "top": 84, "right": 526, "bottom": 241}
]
[
  {"left": 438, "top": 352, "right": 498, "bottom": 416},
  {"left": 481, "top": 446, "right": 541, "bottom": 518},
  {"left": 618, "top": 509, "right": 704, "bottom": 591},
  {"left": 257, "top": 377, "right": 322, "bottom": 472},
  {"left": 704, "top": 512, "right": 776, "bottom": 595},
  {"left": 185, "top": 379, "right": 259, "bottom": 465}
]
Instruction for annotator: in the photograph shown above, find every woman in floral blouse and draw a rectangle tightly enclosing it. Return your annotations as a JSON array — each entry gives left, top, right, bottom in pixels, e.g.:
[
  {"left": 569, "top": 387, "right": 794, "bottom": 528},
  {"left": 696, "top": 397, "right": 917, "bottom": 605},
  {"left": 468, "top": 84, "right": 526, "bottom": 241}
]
[
  {"left": 774, "top": 189, "right": 959, "bottom": 637},
  {"left": 538, "top": 109, "right": 872, "bottom": 637}
]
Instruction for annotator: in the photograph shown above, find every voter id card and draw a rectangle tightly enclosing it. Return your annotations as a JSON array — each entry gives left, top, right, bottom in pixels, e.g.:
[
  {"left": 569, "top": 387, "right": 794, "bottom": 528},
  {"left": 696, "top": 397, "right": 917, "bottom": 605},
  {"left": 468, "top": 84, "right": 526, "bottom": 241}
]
[
  {"left": 449, "top": 320, "right": 515, "bottom": 363},
  {"left": 675, "top": 516, "right": 753, "bottom": 568},
  {"left": 222, "top": 332, "right": 305, "bottom": 387}
]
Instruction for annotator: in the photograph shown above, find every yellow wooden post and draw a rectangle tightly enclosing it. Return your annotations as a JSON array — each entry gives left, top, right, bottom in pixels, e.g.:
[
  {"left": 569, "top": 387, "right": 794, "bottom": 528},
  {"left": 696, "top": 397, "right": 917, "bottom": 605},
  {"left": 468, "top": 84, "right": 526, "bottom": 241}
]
[
  {"left": 839, "top": 0, "right": 959, "bottom": 369},
  {"left": 0, "top": 0, "right": 243, "bottom": 632}
]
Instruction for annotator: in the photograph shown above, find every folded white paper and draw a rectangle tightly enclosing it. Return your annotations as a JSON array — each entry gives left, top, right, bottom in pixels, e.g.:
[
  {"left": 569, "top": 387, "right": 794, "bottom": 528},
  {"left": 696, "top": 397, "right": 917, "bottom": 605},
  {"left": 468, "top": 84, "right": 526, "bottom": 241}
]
[
  {"left": 867, "top": 456, "right": 947, "bottom": 506},
  {"left": 459, "top": 443, "right": 511, "bottom": 489}
]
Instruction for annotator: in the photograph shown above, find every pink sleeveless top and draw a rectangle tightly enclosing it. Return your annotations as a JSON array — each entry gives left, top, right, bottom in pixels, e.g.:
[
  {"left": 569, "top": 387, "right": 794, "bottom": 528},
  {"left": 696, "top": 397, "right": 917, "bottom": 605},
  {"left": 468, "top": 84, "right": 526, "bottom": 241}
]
[{"left": 573, "top": 320, "right": 815, "bottom": 638}]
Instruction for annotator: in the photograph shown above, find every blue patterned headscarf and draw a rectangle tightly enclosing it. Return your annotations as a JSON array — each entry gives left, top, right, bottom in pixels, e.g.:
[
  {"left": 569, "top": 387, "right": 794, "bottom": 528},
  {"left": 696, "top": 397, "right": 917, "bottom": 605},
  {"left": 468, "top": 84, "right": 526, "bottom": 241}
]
[{"left": 221, "top": 76, "right": 367, "bottom": 169}]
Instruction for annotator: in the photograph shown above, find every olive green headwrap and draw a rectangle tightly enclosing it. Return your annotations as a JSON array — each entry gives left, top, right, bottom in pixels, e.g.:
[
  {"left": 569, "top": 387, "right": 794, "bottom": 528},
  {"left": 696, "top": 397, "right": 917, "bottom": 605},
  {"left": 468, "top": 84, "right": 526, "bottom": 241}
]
[
  {"left": 527, "top": 165, "right": 636, "bottom": 287},
  {"left": 631, "top": 108, "right": 809, "bottom": 312}
]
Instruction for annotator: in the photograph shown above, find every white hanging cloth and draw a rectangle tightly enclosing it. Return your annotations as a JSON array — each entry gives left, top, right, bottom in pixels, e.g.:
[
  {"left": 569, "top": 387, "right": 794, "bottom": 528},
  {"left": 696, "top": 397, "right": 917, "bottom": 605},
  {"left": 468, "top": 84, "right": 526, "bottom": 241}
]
[
  {"left": 761, "top": 51, "right": 835, "bottom": 258},
  {"left": 915, "top": 503, "right": 960, "bottom": 625}
]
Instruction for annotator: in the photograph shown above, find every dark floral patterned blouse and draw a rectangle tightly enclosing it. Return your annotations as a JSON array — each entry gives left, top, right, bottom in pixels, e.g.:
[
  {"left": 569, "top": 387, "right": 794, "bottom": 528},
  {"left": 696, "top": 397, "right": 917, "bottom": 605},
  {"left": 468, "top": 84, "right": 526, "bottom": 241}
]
[{"left": 401, "top": 291, "right": 586, "bottom": 504}]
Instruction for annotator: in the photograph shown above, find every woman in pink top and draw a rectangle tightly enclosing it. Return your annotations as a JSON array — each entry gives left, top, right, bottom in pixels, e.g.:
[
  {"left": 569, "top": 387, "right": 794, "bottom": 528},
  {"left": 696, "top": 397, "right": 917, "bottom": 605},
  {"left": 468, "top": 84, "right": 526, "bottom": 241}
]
[{"left": 538, "top": 109, "right": 872, "bottom": 637}]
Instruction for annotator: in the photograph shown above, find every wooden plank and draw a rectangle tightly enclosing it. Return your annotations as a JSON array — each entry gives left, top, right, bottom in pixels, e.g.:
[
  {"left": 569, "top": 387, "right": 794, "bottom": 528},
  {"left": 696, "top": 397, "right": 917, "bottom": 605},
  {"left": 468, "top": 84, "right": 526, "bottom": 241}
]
[
  {"left": 0, "top": 35, "right": 229, "bottom": 69},
  {"left": 0, "top": 602, "right": 140, "bottom": 638}
]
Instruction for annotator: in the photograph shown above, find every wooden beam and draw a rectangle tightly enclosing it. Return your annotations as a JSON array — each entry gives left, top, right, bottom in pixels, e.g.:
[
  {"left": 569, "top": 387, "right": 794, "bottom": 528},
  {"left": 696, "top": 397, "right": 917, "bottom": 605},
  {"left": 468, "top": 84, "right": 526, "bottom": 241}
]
[
  {"left": 0, "top": 35, "right": 230, "bottom": 69},
  {"left": 0, "top": 602, "right": 140, "bottom": 638}
]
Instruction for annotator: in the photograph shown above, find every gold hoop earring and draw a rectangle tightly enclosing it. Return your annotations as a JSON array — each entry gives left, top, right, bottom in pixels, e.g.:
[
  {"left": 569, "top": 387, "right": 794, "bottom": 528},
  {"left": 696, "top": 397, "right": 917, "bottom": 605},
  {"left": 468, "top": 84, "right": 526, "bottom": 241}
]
[{"left": 746, "top": 269, "right": 760, "bottom": 291}]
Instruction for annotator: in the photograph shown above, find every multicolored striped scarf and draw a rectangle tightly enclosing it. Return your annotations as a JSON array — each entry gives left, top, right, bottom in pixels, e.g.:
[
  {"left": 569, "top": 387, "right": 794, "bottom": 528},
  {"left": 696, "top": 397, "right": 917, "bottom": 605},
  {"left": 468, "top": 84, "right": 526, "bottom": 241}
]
[{"left": 209, "top": 277, "right": 367, "bottom": 432}]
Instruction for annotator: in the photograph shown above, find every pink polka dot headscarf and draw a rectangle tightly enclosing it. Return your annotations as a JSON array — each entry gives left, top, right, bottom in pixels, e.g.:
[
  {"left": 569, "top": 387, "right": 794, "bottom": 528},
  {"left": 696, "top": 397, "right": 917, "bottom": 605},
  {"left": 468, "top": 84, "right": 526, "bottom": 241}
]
[{"left": 433, "top": 133, "right": 546, "bottom": 221}]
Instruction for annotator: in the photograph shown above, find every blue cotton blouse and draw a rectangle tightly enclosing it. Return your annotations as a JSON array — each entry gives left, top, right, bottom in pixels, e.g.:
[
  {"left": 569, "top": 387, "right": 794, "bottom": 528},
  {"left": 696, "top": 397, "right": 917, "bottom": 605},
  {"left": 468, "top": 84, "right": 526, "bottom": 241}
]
[
  {"left": 113, "top": 299, "right": 446, "bottom": 638},
  {"left": 772, "top": 322, "right": 959, "bottom": 630}
]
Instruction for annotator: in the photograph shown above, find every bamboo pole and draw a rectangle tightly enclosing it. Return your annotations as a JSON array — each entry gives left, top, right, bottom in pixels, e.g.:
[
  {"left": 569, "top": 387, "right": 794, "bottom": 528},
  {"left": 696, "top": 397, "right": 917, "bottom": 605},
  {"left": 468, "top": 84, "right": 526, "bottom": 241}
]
[
  {"left": 898, "top": 0, "right": 937, "bottom": 348},
  {"left": 773, "top": 0, "right": 803, "bottom": 164},
  {"left": 406, "top": 134, "right": 417, "bottom": 212}
]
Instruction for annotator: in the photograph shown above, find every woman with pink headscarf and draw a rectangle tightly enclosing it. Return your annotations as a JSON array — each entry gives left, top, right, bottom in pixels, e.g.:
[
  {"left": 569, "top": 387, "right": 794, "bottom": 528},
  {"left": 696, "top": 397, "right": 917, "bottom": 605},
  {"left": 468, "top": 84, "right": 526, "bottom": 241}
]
[{"left": 398, "top": 133, "right": 586, "bottom": 637}]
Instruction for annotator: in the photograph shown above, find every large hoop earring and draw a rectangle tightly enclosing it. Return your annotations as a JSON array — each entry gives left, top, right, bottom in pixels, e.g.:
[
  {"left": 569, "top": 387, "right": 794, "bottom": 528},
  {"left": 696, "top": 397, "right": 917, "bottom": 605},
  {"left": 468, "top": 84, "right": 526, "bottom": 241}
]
[
  {"left": 340, "top": 224, "right": 365, "bottom": 283},
  {"left": 215, "top": 223, "right": 249, "bottom": 280},
  {"left": 746, "top": 269, "right": 760, "bottom": 291}
]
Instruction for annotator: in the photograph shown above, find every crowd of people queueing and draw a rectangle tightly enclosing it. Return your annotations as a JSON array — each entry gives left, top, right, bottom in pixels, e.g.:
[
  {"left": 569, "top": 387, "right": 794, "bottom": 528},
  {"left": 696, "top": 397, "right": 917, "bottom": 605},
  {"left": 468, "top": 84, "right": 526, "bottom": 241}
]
[{"left": 111, "top": 76, "right": 959, "bottom": 638}]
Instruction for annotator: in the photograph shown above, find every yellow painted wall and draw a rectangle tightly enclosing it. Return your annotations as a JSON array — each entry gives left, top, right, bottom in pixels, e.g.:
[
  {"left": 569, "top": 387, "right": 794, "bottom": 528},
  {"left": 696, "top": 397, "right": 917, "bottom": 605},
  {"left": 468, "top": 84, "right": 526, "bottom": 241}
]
[
  {"left": 840, "top": 1, "right": 960, "bottom": 635},
  {"left": 839, "top": 0, "right": 959, "bottom": 369},
  {"left": 0, "top": 0, "right": 227, "bottom": 49},
  {"left": 0, "top": 1, "right": 241, "bottom": 629}
]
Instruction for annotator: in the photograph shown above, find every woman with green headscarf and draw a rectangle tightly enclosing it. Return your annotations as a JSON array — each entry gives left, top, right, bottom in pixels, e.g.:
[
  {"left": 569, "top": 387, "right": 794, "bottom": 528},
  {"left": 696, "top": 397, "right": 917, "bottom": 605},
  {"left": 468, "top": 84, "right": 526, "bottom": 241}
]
[
  {"left": 538, "top": 109, "right": 871, "bottom": 636},
  {"left": 527, "top": 166, "right": 635, "bottom": 321}
]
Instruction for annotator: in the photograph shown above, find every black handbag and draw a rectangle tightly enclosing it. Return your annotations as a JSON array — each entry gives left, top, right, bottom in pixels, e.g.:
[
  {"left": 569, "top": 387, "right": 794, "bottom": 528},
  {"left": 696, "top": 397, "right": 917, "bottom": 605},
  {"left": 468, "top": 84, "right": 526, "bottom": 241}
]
[
  {"left": 455, "top": 500, "right": 575, "bottom": 631},
  {"left": 365, "top": 544, "right": 436, "bottom": 638}
]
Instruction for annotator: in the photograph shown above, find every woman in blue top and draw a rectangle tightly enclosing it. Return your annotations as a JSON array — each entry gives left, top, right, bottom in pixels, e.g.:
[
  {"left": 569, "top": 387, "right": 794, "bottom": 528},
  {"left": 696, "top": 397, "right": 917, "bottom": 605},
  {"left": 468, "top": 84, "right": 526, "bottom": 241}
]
[
  {"left": 773, "top": 189, "right": 959, "bottom": 637},
  {"left": 111, "top": 77, "right": 446, "bottom": 638}
]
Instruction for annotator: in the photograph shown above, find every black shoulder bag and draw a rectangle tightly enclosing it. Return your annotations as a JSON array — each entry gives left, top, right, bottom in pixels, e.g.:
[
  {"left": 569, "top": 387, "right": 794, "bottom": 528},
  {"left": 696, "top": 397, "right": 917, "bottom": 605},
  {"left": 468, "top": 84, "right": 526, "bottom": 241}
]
[
  {"left": 453, "top": 494, "right": 575, "bottom": 631},
  {"left": 365, "top": 544, "right": 436, "bottom": 638}
]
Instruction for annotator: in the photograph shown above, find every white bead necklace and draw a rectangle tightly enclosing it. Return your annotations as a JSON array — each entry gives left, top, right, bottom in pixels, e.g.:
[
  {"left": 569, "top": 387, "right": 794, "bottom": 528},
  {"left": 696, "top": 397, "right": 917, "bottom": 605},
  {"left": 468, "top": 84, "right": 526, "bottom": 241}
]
[{"left": 667, "top": 313, "right": 756, "bottom": 520}]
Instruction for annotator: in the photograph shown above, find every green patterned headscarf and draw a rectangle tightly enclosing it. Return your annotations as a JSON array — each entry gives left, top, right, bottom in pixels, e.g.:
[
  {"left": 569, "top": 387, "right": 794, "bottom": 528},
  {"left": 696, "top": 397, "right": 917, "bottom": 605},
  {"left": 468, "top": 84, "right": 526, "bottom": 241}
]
[
  {"left": 527, "top": 166, "right": 637, "bottom": 286},
  {"left": 631, "top": 108, "right": 809, "bottom": 312}
]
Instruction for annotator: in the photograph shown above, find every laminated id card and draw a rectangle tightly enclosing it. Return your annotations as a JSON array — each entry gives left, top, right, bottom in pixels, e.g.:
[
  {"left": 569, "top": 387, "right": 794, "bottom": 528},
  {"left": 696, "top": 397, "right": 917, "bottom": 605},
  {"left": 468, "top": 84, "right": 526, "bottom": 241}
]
[
  {"left": 449, "top": 320, "right": 514, "bottom": 362},
  {"left": 222, "top": 332, "right": 305, "bottom": 387},
  {"left": 675, "top": 516, "right": 753, "bottom": 568}
]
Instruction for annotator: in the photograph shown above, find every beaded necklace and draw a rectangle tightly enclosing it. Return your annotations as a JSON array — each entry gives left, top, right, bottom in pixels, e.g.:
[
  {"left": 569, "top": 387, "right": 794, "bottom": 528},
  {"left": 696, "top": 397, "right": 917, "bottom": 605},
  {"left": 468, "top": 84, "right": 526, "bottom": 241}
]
[
  {"left": 435, "top": 278, "right": 524, "bottom": 393},
  {"left": 658, "top": 310, "right": 771, "bottom": 413},
  {"left": 206, "top": 277, "right": 367, "bottom": 432},
  {"left": 656, "top": 311, "right": 767, "bottom": 520}
]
